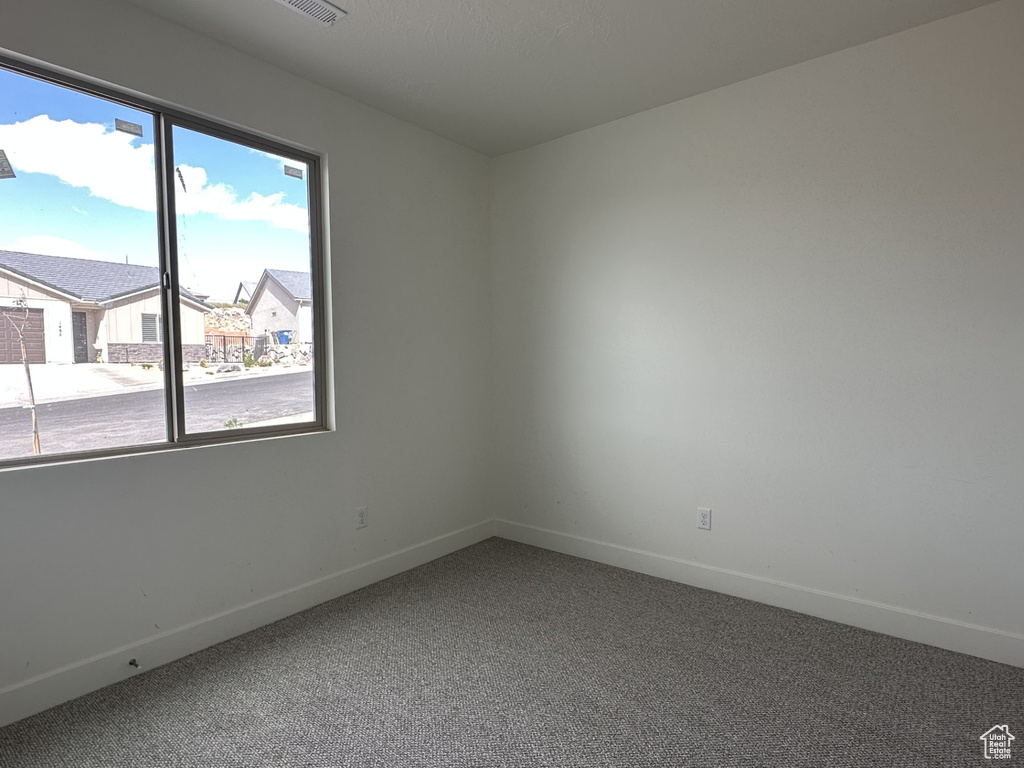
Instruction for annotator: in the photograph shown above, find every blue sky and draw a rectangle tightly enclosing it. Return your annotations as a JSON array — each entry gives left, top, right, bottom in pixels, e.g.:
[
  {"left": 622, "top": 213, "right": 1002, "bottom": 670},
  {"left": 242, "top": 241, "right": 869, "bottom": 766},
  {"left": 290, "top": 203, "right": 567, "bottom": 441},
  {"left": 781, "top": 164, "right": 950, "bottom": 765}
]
[{"left": 0, "top": 67, "right": 312, "bottom": 301}]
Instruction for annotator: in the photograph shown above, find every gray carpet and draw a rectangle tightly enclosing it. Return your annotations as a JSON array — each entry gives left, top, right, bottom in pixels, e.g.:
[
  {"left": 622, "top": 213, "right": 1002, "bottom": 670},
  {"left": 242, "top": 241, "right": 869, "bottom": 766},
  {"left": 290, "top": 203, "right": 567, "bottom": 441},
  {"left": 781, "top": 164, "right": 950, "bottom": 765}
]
[{"left": 1, "top": 537, "right": 1020, "bottom": 767}]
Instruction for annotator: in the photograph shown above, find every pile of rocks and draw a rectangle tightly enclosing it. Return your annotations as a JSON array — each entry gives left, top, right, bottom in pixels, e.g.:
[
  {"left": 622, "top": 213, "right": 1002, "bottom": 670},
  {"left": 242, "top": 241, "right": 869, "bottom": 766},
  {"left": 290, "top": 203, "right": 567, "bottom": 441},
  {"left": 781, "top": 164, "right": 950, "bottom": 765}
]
[
  {"left": 258, "top": 343, "right": 312, "bottom": 367},
  {"left": 205, "top": 307, "right": 251, "bottom": 335}
]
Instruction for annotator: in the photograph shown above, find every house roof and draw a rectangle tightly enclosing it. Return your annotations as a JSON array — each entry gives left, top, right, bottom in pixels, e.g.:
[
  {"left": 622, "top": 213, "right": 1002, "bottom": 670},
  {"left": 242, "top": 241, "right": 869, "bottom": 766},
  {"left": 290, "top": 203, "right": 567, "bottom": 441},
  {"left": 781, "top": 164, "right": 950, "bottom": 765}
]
[
  {"left": 0, "top": 250, "right": 207, "bottom": 306},
  {"left": 234, "top": 280, "right": 257, "bottom": 303},
  {"left": 266, "top": 269, "right": 312, "bottom": 302}
]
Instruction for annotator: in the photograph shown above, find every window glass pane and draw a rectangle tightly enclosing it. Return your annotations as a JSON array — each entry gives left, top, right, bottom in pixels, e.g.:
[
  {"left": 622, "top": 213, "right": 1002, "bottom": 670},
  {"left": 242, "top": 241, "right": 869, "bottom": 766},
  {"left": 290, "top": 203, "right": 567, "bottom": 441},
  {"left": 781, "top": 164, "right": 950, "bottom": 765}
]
[
  {"left": 0, "top": 66, "right": 167, "bottom": 461},
  {"left": 170, "top": 124, "right": 316, "bottom": 434}
]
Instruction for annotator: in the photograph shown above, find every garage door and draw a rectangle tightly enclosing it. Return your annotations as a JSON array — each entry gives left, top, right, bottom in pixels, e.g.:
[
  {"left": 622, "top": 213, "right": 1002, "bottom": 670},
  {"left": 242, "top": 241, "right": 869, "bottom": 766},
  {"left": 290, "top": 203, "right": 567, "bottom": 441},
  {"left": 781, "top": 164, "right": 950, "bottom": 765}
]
[{"left": 0, "top": 307, "right": 46, "bottom": 364}]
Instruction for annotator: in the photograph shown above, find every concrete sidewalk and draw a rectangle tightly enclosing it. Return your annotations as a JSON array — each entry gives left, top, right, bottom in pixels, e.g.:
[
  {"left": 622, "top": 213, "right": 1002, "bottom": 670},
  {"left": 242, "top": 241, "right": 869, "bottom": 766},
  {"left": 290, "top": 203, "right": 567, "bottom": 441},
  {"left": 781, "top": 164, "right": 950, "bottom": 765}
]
[{"left": 0, "top": 362, "right": 310, "bottom": 408}]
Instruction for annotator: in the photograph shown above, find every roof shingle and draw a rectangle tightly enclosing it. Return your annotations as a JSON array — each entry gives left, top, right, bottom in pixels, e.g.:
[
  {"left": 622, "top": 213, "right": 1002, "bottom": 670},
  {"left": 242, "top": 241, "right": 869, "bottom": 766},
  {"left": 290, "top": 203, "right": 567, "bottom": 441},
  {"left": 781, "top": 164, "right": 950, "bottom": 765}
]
[
  {"left": 267, "top": 269, "right": 312, "bottom": 301},
  {"left": 0, "top": 250, "right": 205, "bottom": 305}
]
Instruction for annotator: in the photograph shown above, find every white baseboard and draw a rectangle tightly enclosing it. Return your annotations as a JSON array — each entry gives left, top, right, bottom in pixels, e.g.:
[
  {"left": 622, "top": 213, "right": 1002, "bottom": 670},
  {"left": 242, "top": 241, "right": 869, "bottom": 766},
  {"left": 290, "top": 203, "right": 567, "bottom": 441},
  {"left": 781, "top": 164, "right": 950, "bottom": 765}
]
[
  {"left": 495, "top": 519, "right": 1024, "bottom": 669},
  {"left": 5, "top": 516, "right": 1019, "bottom": 729},
  {"left": 0, "top": 519, "right": 496, "bottom": 728}
]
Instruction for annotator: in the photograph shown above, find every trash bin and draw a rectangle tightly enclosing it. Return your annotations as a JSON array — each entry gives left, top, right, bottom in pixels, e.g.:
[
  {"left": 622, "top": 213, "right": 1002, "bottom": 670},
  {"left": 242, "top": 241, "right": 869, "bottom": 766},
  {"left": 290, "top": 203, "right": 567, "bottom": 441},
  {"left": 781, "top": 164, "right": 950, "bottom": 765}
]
[{"left": 276, "top": 330, "right": 293, "bottom": 344}]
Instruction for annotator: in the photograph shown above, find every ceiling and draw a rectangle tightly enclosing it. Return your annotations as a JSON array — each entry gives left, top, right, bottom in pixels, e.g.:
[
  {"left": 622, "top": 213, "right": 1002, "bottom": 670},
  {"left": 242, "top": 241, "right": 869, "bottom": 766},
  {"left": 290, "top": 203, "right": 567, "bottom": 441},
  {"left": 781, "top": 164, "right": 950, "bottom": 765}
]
[{"left": 117, "top": 0, "right": 999, "bottom": 156}]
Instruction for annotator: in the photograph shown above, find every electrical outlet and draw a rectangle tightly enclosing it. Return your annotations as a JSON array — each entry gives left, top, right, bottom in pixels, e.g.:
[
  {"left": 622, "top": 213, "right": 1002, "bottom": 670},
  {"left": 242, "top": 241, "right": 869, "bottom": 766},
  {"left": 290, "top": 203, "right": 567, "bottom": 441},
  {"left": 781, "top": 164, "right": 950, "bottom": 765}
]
[
  {"left": 356, "top": 507, "right": 368, "bottom": 529},
  {"left": 697, "top": 507, "right": 712, "bottom": 531}
]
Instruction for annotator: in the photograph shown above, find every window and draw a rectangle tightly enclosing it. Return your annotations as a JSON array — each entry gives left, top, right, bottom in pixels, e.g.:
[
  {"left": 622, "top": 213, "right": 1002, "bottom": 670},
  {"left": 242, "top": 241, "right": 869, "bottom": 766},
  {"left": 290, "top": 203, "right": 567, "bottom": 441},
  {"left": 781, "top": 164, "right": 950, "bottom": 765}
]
[
  {"left": 141, "top": 314, "right": 163, "bottom": 344},
  {"left": 0, "top": 57, "right": 326, "bottom": 466}
]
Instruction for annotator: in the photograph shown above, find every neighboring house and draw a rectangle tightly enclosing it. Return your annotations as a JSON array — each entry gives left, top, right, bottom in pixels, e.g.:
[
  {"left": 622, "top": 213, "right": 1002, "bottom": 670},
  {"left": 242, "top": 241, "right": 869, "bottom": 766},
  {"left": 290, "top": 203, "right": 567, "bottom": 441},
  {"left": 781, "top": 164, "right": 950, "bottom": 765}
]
[
  {"left": 245, "top": 268, "right": 313, "bottom": 344},
  {"left": 233, "top": 280, "right": 257, "bottom": 304},
  {"left": 0, "top": 250, "right": 209, "bottom": 364}
]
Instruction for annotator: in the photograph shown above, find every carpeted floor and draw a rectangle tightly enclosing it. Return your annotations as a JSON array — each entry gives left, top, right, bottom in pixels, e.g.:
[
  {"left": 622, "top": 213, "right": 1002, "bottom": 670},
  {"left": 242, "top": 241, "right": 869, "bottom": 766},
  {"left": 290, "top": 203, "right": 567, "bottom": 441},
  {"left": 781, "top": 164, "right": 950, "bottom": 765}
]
[{"left": 1, "top": 537, "right": 1021, "bottom": 767}]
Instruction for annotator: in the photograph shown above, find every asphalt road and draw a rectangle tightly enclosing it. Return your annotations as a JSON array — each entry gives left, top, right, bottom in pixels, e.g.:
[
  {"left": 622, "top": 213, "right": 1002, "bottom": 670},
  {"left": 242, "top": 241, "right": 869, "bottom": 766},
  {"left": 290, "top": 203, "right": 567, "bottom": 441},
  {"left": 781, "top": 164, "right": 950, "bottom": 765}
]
[{"left": 0, "top": 370, "right": 314, "bottom": 461}]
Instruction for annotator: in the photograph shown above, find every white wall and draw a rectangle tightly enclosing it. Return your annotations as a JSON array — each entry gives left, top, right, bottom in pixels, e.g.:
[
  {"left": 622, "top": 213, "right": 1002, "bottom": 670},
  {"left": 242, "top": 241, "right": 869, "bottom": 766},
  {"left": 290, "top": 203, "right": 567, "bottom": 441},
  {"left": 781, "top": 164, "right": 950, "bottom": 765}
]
[
  {"left": 4, "top": 0, "right": 1023, "bottom": 729},
  {"left": 36, "top": 300, "right": 73, "bottom": 364},
  {"left": 0, "top": 0, "right": 492, "bottom": 724},
  {"left": 492, "top": 0, "right": 1024, "bottom": 665},
  {"left": 297, "top": 305, "right": 313, "bottom": 346}
]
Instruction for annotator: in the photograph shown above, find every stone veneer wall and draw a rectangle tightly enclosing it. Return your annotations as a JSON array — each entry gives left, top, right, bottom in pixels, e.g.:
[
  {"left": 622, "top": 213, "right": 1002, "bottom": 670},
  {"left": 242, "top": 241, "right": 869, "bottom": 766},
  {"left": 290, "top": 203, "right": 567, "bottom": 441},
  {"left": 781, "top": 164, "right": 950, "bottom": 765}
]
[{"left": 107, "top": 343, "right": 206, "bottom": 363}]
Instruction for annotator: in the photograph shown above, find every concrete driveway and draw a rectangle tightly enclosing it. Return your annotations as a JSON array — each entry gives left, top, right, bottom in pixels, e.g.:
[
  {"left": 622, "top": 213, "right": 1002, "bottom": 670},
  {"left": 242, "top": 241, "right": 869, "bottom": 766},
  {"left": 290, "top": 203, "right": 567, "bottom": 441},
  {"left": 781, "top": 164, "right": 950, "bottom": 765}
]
[{"left": 0, "top": 362, "right": 310, "bottom": 408}]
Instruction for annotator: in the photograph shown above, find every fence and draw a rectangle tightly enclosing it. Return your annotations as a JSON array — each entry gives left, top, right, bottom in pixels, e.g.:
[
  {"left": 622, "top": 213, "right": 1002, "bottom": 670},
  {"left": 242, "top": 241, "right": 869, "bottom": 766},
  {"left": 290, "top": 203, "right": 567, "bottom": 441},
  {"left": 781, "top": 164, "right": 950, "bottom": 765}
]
[{"left": 204, "top": 333, "right": 269, "bottom": 364}]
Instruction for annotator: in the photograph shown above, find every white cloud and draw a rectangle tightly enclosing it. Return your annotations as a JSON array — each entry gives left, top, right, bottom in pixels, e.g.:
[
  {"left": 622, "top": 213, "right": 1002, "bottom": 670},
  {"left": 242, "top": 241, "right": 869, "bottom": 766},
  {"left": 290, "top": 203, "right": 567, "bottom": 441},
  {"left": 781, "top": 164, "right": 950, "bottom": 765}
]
[
  {"left": 0, "top": 115, "right": 153, "bottom": 210},
  {"left": 0, "top": 115, "right": 308, "bottom": 232},
  {"left": 175, "top": 165, "right": 308, "bottom": 232}
]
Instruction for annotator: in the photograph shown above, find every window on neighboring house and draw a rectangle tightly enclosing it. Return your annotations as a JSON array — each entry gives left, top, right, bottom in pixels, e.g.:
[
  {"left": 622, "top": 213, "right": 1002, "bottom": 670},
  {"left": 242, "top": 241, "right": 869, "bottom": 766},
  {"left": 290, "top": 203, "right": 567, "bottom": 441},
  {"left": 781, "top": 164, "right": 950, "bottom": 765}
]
[
  {"left": 141, "top": 314, "right": 163, "bottom": 343},
  {"left": 0, "top": 56, "right": 327, "bottom": 467}
]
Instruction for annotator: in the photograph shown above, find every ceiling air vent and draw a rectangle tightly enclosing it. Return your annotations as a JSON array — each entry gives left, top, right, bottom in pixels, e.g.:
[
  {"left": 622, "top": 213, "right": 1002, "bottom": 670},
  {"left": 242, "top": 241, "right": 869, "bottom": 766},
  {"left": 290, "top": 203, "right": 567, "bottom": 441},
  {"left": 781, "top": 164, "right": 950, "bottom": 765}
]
[{"left": 272, "top": 0, "right": 346, "bottom": 26}]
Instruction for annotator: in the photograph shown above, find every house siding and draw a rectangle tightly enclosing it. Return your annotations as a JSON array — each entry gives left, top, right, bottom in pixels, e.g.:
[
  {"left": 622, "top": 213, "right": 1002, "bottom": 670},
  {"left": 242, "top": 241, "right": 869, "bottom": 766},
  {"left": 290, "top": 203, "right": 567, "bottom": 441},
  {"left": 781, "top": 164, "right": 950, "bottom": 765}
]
[
  {"left": 0, "top": 273, "right": 68, "bottom": 302},
  {"left": 104, "top": 291, "right": 206, "bottom": 349},
  {"left": 248, "top": 278, "right": 299, "bottom": 340},
  {"left": 1, "top": 269, "right": 209, "bottom": 364}
]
